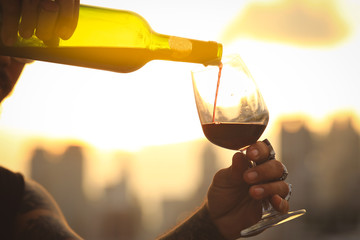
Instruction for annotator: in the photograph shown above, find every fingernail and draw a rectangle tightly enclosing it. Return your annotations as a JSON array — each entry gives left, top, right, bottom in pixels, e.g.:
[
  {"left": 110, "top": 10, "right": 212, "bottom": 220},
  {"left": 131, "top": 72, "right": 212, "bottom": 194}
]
[
  {"left": 279, "top": 198, "right": 284, "bottom": 209},
  {"left": 249, "top": 148, "right": 259, "bottom": 158},
  {"left": 247, "top": 171, "right": 258, "bottom": 181},
  {"left": 253, "top": 187, "right": 264, "bottom": 197},
  {"left": 57, "top": 27, "right": 70, "bottom": 39}
]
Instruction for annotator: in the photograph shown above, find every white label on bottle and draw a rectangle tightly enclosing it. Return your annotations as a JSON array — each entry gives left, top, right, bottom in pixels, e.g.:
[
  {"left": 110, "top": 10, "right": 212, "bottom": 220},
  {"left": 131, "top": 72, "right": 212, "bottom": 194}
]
[{"left": 169, "top": 36, "right": 192, "bottom": 59}]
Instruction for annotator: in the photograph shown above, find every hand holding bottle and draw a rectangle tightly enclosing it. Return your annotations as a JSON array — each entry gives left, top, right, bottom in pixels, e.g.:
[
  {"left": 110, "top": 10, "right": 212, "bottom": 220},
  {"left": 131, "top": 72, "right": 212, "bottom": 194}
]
[
  {"left": 0, "top": 4, "right": 222, "bottom": 73},
  {"left": 0, "top": 0, "right": 79, "bottom": 46}
]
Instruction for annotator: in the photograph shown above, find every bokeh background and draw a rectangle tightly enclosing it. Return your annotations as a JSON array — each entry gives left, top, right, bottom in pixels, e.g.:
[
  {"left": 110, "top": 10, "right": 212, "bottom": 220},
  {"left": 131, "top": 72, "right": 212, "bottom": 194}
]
[{"left": 1, "top": 0, "right": 360, "bottom": 239}]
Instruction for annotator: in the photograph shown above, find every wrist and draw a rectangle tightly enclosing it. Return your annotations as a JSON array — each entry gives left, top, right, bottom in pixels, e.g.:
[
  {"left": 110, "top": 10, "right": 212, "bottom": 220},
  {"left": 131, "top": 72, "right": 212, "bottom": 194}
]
[
  {"left": 197, "top": 204, "right": 228, "bottom": 240},
  {"left": 157, "top": 203, "right": 227, "bottom": 240}
]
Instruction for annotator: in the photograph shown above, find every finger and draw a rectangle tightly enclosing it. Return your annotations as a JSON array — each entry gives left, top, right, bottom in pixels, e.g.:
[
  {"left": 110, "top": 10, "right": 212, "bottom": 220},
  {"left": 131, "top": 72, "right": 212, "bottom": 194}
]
[
  {"left": 0, "top": 0, "right": 21, "bottom": 46},
  {"left": 246, "top": 141, "right": 270, "bottom": 164},
  {"left": 66, "top": 0, "right": 79, "bottom": 38},
  {"left": 270, "top": 195, "right": 289, "bottom": 213},
  {"left": 243, "top": 159, "right": 285, "bottom": 185},
  {"left": 36, "top": 0, "right": 59, "bottom": 41},
  {"left": 56, "top": 0, "right": 78, "bottom": 39},
  {"left": 249, "top": 181, "right": 289, "bottom": 200},
  {"left": 19, "top": 0, "right": 40, "bottom": 38}
]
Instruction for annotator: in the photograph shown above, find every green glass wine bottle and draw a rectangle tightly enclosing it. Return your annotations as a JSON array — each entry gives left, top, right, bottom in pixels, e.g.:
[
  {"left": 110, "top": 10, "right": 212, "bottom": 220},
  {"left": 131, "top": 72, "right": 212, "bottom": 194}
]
[{"left": 0, "top": 5, "right": 222, "bottom": 73}]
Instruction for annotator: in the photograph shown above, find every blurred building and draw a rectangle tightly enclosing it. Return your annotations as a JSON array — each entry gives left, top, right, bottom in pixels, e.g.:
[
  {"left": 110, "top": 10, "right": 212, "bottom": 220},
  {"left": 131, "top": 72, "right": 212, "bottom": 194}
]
[
  {"left": 30, "top": 145, "right": 143, "bottom": 240},
  {"left": 309, "top": 117, "right": 360, "bottom": 235},
  {"left": 98, "top": 166, "right": 142, "bottom": 240},
  {"left": 277, "top": 116, "right": 360, "bottom": 239},
  {"left": 159, "top": 143, "right": 219, "bottom": 234},
  {"left": 30, "top": 146, "right": 91, "bottom": 237}
]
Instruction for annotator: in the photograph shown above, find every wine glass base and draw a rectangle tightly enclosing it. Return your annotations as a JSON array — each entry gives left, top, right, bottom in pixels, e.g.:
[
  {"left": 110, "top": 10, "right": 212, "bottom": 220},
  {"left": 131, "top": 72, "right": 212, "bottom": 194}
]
[{"left": 239, "top": 209, "right": 306, "bottom": 237}]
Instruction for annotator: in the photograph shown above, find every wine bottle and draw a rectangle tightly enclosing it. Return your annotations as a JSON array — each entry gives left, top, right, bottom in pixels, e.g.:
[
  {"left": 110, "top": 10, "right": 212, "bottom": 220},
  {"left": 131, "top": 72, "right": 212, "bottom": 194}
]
[{"left": 0, "top": 5, "right": 222, "bottom": 73}]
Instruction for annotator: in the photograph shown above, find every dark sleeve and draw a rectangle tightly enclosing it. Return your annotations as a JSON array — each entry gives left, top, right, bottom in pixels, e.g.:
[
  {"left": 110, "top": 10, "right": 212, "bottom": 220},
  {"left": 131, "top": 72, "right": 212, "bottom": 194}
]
[{"left": 0, "top": 166, "right": 25, "bottom": 240}]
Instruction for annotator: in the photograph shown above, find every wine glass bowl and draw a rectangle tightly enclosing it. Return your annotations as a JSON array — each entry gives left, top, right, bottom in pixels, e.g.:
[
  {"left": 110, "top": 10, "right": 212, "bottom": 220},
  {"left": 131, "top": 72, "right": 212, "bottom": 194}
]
[
  {"left": 192, "top": 55, "right": 269, "bottom": 150},
  {"left": 191, "top": 54, "right": 306, "bottom": 237}
]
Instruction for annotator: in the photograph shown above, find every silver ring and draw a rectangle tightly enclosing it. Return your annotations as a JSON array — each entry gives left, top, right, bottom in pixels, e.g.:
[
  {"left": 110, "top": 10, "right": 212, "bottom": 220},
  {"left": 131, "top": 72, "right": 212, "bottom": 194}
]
[
  {"left": 262, "top": 139, "right": 288, "bottom": 181},
  {"left": 279, "top": 162, "right": 288, "bottom": 181},
  {"left": 262, "top": 139, "right": 275, "bottom": 160},
  {"left": 285, "top": 183, "right": 292, "bottom": 201}
]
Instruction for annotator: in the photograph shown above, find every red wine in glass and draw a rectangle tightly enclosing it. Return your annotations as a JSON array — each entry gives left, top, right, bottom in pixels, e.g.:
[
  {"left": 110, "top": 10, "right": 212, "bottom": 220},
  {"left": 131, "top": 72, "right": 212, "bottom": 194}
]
[
  {"left": 204, "top": 62, "right": 266, "bottom": 150},
  {"left": 202, "top": 122, "right": 267, "bottom": 150}
]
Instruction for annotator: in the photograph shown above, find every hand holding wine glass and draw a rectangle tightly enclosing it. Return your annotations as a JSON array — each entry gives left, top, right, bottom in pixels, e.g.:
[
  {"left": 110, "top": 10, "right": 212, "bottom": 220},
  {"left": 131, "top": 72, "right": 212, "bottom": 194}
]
[
  {"left": 192, "top": 55, "right": 305, "bottom": 238},
  {"left": 206, "top": 141, "right": 291, "bottom": 239}
]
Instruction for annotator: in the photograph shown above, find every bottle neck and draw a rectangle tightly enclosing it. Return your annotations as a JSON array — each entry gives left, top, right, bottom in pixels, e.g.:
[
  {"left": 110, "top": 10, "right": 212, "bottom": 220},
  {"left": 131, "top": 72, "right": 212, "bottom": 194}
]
[{"left": 150, "top": 33, "right": 222, "bottom": 66}]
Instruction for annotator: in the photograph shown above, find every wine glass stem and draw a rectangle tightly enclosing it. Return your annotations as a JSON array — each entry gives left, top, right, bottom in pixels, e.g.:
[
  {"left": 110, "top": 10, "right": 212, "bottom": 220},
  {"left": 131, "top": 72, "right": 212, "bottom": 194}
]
[{"left": 262, "top": 200, "right": 279, "bottom": 218}]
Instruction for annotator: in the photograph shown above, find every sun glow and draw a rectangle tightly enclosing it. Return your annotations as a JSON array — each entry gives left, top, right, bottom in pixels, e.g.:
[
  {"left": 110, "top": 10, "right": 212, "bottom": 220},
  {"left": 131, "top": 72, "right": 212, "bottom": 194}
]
[
  {"left": 1, "top": 59, "right": 204, "bottom": 151},
  {"left": 1, "top": 0, "right": 360, "bottom": 152}
]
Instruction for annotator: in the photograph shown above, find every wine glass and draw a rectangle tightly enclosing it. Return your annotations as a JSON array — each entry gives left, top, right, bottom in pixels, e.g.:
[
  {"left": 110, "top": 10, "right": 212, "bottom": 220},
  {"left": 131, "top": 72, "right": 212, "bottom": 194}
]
[{"left": 191, "top": 55, "right": 306, "bottom": 237}]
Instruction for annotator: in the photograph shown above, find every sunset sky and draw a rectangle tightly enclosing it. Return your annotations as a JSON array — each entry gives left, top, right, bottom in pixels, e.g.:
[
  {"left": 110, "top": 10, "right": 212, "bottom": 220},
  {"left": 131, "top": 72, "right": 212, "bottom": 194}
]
[
  {"left": 0, "top": 0, "right": 359, "bottom": 212},
  {"left": 1, "top": 0, "right": 359, "bottom": 150}
]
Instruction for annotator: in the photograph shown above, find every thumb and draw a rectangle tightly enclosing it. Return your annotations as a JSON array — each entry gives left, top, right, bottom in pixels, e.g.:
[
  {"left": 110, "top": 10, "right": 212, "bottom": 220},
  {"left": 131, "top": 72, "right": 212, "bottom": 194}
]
[{"left": 231, "top": 152, "right": 250, "bottom": 184}]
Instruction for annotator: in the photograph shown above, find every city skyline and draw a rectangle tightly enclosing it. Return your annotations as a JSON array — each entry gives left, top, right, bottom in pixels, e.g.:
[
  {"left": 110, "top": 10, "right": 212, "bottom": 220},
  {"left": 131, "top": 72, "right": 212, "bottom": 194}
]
[{"left": 23, "top": 114, "right": 360, "bottom": 239}]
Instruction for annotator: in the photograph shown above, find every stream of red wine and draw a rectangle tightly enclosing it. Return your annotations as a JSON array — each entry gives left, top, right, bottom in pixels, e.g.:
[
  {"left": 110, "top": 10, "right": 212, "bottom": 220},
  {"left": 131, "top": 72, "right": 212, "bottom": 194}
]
[{"left": 212, "top": 62, "right": 223, "bottom": 123}]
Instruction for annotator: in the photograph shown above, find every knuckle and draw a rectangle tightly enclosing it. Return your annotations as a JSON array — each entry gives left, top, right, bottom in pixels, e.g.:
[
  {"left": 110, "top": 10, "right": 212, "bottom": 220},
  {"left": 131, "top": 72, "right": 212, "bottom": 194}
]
[
  {"left": 265, "top": 160, "right": 284, "bottom": 179},
  {"left": 273, "top": 160, "right": 284, "bottom": 173},
  {"left": 257, "top": 141, "right": 269, "bottom": 157},
  {"left": 263, "top": 181, "right": 286, "bottom": 197},
  {"left": 259, "top": 140, "right": 271, "bottom": 155},
  {"left": 213, "top": 168, "right": 228, "bottom": 182},
  {"left": 233, "top": 151, "right": 246, "bottom": 162},
  {"left": 257, "top": 160, "right": 279, "bottom": 179},
  {"left": 280, "top": 182, "right": 290, "bottom": 198}
]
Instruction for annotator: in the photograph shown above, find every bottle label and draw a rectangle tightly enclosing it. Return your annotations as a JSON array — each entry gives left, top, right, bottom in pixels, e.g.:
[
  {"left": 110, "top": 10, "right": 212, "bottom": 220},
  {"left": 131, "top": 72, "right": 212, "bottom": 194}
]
[{"left": 169, "top": 36, "right": 192, "bottom": 59}]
